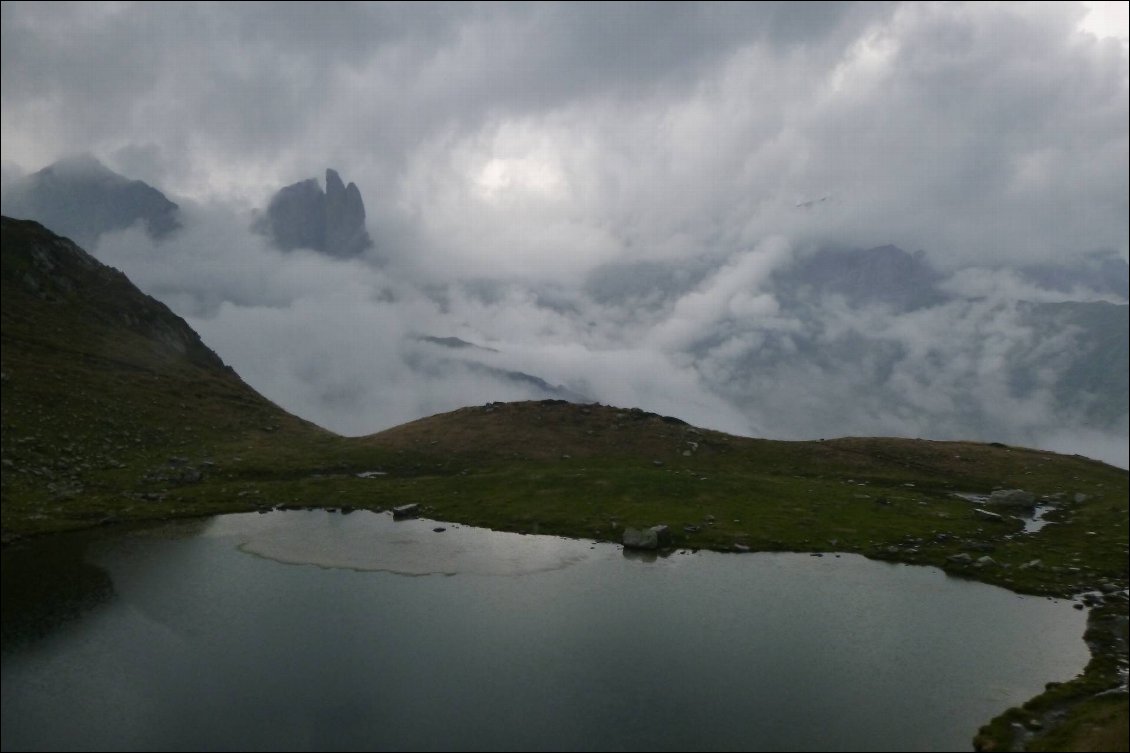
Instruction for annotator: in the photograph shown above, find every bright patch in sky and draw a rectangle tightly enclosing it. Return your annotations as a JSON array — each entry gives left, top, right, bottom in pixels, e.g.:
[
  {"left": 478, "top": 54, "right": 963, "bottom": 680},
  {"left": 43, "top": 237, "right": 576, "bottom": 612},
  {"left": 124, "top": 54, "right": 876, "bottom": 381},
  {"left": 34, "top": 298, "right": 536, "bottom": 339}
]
[
  {"left": 475, "top": 155, "right": 565, "bottom": 203},
  {"left": 1079, "top": 1, "right": 1130, "bottom": 44}
]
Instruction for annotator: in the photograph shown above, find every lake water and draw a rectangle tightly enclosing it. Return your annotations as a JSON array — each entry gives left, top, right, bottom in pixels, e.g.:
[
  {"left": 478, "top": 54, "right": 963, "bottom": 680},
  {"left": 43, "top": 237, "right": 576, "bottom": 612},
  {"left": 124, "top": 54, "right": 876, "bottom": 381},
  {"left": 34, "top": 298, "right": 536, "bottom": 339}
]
[{"left": 1, "top": 510, "right": 1088, "bottom": 751}]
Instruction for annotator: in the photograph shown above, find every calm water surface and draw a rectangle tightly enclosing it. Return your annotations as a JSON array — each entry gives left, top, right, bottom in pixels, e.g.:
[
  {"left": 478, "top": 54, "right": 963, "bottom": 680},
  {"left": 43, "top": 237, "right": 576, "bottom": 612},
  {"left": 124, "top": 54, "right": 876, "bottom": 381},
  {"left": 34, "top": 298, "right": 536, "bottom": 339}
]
[{"left": 1, "top": 510, "right": 1087, "bottom": 751}]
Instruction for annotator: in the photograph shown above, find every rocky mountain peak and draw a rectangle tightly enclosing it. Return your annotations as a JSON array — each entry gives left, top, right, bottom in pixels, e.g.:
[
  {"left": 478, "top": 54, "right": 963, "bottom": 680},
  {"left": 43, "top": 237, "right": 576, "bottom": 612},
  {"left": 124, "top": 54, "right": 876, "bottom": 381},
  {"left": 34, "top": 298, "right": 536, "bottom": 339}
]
[
  {"left": 325, "top": 168, "right": 346, "bottom": 197},
  {"left": 255, "top": 168, "right": 373, "bottom": 258}
]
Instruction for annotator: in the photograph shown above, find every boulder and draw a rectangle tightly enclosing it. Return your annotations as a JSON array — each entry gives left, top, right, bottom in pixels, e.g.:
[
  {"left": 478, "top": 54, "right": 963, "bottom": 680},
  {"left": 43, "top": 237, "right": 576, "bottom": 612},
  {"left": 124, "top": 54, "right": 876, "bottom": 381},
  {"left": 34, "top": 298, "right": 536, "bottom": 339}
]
[
  {"left": 392, "top": 503, "right": 419, "bottom": 520},
  {"left": 622, "top": 524, "right": 672, "bottom": 550},
  {"left": 987, "top": 489, "right": 1036, "bottom": 508},
  {"left": 623, "top": 527, "right": 657, "bottom": 550}
]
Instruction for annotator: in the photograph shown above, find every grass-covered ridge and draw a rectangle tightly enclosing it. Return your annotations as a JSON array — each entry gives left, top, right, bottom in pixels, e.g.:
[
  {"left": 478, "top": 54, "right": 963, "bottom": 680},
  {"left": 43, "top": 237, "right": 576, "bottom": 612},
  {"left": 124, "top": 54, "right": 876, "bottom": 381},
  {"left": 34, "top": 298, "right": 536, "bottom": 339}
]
[{"left": 1, "top": 216, "right": 1127, "bottom": 751}]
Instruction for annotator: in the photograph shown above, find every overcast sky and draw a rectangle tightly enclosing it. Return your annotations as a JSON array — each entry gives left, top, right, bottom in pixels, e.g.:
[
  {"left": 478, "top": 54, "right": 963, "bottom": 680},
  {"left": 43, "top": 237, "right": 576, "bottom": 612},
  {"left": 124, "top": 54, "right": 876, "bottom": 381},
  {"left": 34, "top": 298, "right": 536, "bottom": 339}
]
[
  {"left": 4, "top": 2, "right": 1127, "bottom": 272},
  {"left": 2, "top": 1, "right": 1128, "bottom": 465}
]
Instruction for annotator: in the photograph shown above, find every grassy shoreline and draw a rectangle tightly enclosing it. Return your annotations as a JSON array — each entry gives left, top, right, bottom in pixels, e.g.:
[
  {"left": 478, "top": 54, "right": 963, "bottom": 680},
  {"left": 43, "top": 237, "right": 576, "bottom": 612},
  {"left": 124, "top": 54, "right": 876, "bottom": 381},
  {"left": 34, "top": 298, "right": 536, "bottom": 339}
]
[{"left": 3, "top": 403, "right": 1127, "bottom": 752}]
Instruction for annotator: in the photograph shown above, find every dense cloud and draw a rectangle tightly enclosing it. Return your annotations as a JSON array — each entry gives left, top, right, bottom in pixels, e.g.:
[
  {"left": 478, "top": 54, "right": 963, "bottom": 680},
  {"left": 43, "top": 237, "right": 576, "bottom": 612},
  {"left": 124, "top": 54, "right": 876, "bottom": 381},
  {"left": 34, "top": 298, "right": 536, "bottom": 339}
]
[{"left": 2, "top": 2, "right": 1127, "bottom": 466}]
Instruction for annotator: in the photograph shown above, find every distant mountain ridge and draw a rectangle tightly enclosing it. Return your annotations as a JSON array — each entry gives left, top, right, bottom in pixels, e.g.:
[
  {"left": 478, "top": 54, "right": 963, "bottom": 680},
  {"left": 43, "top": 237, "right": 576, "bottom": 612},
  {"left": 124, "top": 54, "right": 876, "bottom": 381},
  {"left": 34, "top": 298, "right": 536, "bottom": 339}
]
[
  {"left": 0, "top": 155, "right": 180, "bottom": 249},
  {"left": 775, "top": 244, "right": 949, "bottom": 311}
]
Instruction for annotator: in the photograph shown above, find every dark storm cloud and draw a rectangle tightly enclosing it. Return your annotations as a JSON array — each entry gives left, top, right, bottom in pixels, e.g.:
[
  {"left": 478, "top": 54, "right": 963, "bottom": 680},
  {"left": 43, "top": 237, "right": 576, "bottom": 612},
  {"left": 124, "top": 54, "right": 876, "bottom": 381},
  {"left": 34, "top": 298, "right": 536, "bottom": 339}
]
[{"left": 1, "top": 3, "right": 888, "bottom": 191}]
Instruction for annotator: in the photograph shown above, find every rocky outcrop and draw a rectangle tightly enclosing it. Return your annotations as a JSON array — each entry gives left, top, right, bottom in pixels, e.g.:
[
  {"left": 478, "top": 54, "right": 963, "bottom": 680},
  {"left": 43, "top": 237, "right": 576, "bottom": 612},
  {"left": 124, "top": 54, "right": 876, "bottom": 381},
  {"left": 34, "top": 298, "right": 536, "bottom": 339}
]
[
  {"left": 255, "top": 169, "right": 372, "bottom": 257},
  {"left": 324, "top": 169, "right": 370, "bottom": 257},
  {"left": 261, "top": 179, "right": 326, "bottom": 252}
]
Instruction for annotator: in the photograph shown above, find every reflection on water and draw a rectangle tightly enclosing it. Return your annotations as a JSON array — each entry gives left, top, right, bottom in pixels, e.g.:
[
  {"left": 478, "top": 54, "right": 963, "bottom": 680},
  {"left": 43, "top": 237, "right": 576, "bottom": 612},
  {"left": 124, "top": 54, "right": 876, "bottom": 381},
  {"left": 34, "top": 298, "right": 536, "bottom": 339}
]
[
  {"left": 208, "top": 510, "right": 594, "bottom": 576},
  {"left": 1, "top": 532, "right": 115, "bottom": 652},
  {"left": 1, "top": 510, "right": 1090, "bottom": 752}
]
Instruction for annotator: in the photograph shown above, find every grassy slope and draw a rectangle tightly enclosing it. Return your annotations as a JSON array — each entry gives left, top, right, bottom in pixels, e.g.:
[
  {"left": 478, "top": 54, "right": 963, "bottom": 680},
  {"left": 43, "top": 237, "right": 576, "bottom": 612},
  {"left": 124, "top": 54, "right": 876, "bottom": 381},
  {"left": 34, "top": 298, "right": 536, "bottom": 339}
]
[
  {"left": 1, "top": 216, "right": 1127, "bottom": 751},
  {"left": 0, "top": 216, "right": 332, "bottom": 535}
]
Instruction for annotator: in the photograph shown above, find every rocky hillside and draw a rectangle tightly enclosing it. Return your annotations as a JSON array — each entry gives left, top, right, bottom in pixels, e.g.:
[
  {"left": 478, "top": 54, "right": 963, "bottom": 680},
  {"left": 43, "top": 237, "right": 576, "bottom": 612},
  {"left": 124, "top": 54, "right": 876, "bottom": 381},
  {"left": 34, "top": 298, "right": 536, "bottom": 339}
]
[{"left": 0, "top": 217, "right": 325, "bottom": 535}]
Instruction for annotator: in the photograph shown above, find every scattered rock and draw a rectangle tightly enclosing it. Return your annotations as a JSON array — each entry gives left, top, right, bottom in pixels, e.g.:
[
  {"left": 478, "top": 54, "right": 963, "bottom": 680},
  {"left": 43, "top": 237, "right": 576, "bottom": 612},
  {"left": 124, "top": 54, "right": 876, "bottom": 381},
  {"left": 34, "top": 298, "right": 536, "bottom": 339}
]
[
  {"left": 973, "top": 508, "right": 1006, "bottom": 523},
  {"left": 392, "top": 503, "right": 419, "bottom": 520},
  {"left": 947, "top": 553, "right": 973, "bottom": 564}
]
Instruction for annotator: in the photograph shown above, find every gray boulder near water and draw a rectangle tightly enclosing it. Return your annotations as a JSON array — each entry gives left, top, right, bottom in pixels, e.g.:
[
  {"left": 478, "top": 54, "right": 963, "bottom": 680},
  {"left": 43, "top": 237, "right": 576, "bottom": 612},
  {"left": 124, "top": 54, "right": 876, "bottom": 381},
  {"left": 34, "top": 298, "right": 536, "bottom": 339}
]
[
  {"left": 987, "top": 489, "right": 1037, "bottom": 508},
  {"left": 392, "top": 503, "right": 420, "bottom": 520},
  {"left": 254, "top": 168, "right": 373, "bottom": 257},
  {"left": 622, "top": 524, "right": 672, "bottom": 550}
]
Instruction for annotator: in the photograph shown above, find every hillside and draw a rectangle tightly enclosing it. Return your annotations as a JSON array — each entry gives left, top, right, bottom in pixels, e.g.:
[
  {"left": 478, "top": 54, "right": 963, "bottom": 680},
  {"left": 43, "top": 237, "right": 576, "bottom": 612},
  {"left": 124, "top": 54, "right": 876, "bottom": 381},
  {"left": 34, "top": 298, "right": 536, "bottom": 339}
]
[
  {"left": 0, "top": 217, "right": 328, "bottom": 536},
  {"left": 0, "top": 215, "right": 1126, "bottom": 752}
]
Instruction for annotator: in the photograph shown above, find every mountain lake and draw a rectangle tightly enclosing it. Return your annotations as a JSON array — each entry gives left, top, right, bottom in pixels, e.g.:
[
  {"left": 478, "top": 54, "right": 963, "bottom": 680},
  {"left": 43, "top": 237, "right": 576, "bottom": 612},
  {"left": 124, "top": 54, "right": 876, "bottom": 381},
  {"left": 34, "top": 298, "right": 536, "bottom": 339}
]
[{"left": 1, "top": 509, "right": 1088, "bottom": 751}]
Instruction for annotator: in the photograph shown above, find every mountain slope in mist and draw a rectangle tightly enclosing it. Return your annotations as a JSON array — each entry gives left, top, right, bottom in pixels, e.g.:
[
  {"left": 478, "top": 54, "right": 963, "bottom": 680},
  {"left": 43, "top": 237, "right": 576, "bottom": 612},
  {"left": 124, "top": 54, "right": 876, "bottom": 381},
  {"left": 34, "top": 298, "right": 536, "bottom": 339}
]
[{"left": 1, "top": 156, "right": 180, "bottom": 249}]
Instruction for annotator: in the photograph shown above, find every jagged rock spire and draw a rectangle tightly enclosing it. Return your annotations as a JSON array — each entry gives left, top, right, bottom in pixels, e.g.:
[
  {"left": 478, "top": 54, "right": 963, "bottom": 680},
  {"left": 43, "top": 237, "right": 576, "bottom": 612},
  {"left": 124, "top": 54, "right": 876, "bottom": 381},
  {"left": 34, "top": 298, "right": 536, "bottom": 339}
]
[{"left": 256, "top": 168, "right": 373, "bottom": 257}]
